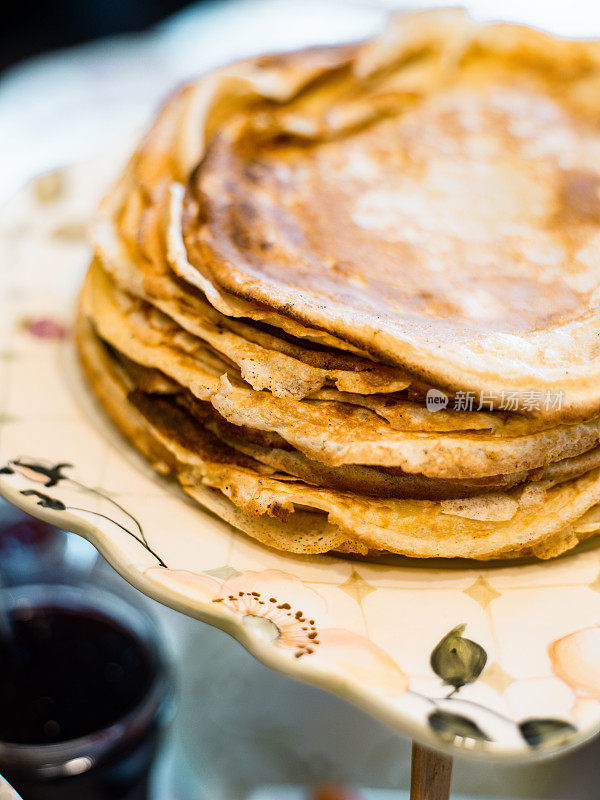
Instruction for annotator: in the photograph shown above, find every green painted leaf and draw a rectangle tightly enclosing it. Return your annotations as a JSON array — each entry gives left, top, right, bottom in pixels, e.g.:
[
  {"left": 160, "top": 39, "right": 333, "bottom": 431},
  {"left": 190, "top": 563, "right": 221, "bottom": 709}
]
[
  {"left": 430, "top": 624, "right": 487, "bottom": 690},
  {"left": 428, "top": 710, "right": 490, "bottom": 745},
  {"left": 519, "top": 718, "right": 577, "bottom": 748}
]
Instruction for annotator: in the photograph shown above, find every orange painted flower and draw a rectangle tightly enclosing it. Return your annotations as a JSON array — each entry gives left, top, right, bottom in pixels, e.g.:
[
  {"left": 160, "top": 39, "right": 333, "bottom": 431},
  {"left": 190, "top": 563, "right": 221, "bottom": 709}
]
[
  {"left": 214, "top": 569, "right": 326, "bottom": 658},
  {"left": 144, "top": 566, "right": 408, "bottom": 696},
  {"left": 145, "top": 566, "right": 220, "bottom": 604},
  {"left": 549, "top": 626, "right": 600, "bottom": 700},
  {"left": 313, "top": 629, "right": 409, "bottom": 697}
]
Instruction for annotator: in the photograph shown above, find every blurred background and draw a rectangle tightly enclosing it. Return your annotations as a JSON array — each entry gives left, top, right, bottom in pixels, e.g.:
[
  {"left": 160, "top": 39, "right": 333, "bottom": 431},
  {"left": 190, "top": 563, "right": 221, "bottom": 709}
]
[
  {"left": 1, "top": 0, "right": 198, "bottom": 73},
  {"left": 3, "top": 1, "right": 600, "bottom": 798},
  {"left": 3, "top": 0, "right": 600, "bottom": 205}
]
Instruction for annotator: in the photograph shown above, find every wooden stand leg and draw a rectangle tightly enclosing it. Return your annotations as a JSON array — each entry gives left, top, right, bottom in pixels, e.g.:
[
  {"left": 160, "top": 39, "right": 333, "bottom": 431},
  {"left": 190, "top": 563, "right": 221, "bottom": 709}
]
[{"left": 410, "top": 741, "right": 453, "bottom": 800}]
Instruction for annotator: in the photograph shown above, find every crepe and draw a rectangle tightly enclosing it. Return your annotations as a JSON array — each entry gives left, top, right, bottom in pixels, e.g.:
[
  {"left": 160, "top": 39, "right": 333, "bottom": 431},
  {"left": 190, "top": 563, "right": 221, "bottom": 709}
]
[
  {"left": 76, "top": 314, "right": 600, "bottom": 560},
  {"left": 117, "top": 346, "right": 600, "bottom": 498},
  {"left": 77, "top": 9, "right": 600, "bottom": 560},
  {"left": 76, "top": 315, "right": 355, "bottom": 555},
  {"left": 81, "top": 263, "right": 600, "bottom": 480}
]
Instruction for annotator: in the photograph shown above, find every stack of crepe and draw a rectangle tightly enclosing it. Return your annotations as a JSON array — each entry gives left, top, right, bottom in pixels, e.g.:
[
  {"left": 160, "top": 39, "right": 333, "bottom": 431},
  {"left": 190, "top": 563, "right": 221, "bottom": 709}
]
[{"left": 77, "top": 9, "right": 600, "bottom": 559}]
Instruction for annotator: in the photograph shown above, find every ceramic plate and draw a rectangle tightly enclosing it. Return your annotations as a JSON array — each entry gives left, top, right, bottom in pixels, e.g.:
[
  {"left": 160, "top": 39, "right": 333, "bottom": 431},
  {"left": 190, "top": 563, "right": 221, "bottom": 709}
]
[{"left": 2, "top": 157, "right": 600, "bottom": 762}]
